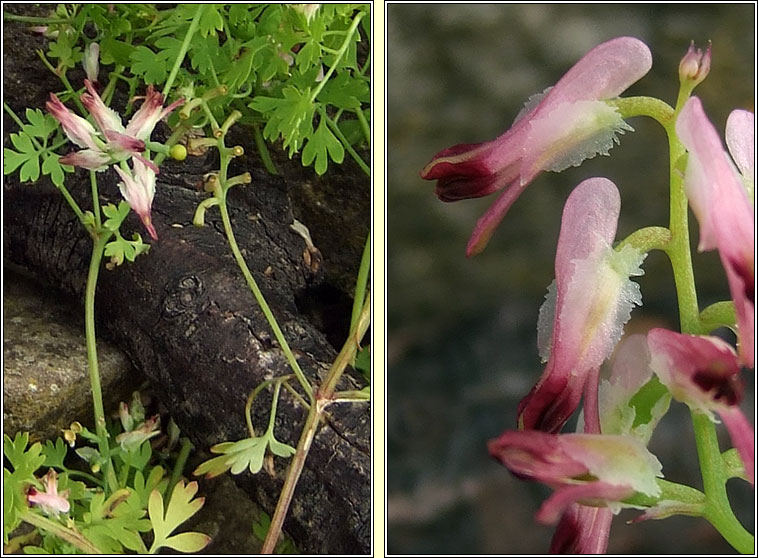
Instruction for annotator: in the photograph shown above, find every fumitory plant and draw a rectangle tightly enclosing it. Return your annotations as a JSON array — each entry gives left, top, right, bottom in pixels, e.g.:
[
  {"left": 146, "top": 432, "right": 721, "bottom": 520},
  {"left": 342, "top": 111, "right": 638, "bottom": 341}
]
[
  {"left": 421, "top": 36, "right": 754, "bottom": 554},
  {"left": 4, "top": 3, "right": 370, "bottom": 554}
]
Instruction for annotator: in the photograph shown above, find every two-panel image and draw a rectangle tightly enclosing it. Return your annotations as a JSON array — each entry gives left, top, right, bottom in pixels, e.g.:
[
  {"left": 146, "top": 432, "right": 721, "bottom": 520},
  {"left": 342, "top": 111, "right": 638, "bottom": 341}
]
[{"left": 1, "top": 2, "right": 755, "bottom": 556}]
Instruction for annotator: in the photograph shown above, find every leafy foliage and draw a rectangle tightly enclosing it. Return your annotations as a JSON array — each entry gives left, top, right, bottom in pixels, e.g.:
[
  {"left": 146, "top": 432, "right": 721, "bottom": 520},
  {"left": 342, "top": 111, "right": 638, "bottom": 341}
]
[
  {"left": 3, "top": 397, "right": 210, "bottom": 554},
  {"left": 19, "top": 3, "right": 370, "bottom": 178},
  {"left": 3, "top": 109, "right": 73, "bottom": 187},
  {"left": 193, "top": 427, "right": 296, "bottom": 479},
  {"left": 147, "top": 480, "right": 210, "bottom": 553}
]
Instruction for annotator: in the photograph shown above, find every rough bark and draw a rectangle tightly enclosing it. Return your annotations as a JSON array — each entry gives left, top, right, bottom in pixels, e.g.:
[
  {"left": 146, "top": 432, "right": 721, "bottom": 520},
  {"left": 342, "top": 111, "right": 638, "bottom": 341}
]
[{"left": 3, "top": 7, "right": 370, "bottom": 554}]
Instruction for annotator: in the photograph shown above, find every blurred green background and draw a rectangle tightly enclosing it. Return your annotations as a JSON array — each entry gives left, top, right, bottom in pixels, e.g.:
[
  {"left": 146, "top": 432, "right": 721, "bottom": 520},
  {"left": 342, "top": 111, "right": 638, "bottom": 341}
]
[{"left": 386, "top": 4, "right": 754, "bottom": 554}]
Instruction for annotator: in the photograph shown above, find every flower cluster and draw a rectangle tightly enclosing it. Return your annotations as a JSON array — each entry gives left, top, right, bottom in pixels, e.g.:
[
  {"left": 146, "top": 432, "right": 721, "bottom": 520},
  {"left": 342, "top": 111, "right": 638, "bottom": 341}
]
[
  {"left": 423, "top": 37, "right": 754, "bottom": 553},
  {"left": 46, "top": 46, "right": 182, "bottom": 239}
]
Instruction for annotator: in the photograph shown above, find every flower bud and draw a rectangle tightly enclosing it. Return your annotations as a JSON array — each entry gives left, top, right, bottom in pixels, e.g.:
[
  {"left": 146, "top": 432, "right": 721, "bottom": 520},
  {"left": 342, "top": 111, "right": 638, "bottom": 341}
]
[
  {"left": 679, "top": 41, "right": 711, "bottom": 88},
  {"left": 84, "top": 42, "right": 100, "bottom": 86}
]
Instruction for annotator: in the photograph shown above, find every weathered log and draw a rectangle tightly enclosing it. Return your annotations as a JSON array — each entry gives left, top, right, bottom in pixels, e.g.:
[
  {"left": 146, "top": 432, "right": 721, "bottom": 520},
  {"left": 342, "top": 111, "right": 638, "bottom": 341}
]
[{"left": 3, "top": 8, "right": 370, "bottom": 554}]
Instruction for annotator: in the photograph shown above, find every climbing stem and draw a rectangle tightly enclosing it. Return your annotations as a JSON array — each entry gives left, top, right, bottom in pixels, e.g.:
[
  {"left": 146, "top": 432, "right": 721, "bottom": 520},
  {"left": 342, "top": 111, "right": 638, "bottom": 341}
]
[
  {"left": 20, "top": 511, "right": 102, "bottom": 554},
  {"left": 261, "top": 295, "right": 370, "bottom": 554},
  {"left": 350, "top": 233, "right": 371, "bottom": 333},
  {"left": 654, "top": 86, "right": 753, "bottom": 551},
  {"left": 692, "top": 412, "right": 754, "bottom": 553},
  {"left": 216, "top": 188, "right": 314, "bottom": 404},
  {"left": 162, "top": 4, "right": 204, "bottom": 98},
  {"left": 84, "top": 233, "right": 118, "bottom": 495}
]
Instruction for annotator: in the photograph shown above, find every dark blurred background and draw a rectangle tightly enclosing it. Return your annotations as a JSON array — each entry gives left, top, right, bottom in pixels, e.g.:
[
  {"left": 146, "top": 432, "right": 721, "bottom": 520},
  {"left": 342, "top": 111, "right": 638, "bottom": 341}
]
[{"left": 386, "top": 4, "right": 755, "bottom": 554}]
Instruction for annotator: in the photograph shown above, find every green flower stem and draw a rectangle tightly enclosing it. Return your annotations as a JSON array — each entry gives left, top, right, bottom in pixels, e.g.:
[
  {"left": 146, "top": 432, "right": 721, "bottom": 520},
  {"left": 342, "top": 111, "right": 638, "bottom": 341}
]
[
  {"left": 692, "top": 412, "right": 754, "bottom": 553},
  {"left": 244, "top": 376, "right": 295, "bottom": 438},
  {"left": 2, "top": 13, "right": 72, "bottom": 24},
  {"left": 320, "top": 106, "right": 370, "bottom": 176},
  {"left": 216, "top": 188, "right": 314, "bottom": 403},
  {"left": 262, "top": 295, "right": 371, "bottom": 554},
  {"left": 319, "top": 294, "right": 371, "bottom": 401},
  {"left": 615, "top": 226, "right": 671, "bottom": 254},
  {"left": 161, "top": 4, "right": 205, "bottom": 98},
  {"left": 89, "top": 171, "right": 101, "bottom": 228},
  {"left": 20, "top": 511, "right": 102, "bottom": 554},
  {"left": 610, "top": 96, "right": 675, "bottom": 124},
  {"left": 37, "top": 50, "right": 87, "bottom": 115},
  {"left": 350, "top": 233, "right": 371, "bottom": 333},
  {"left": 698, "top": 301, "right": 737, "bottom": 333},
  {"left": 252, "top": 122, "right": 280, "bottom": 175},
  {"left": 165, "top": 437, "right": 193, "bottom": 509},
  {"left": 617, "top": 93, "right": 752, "bottom": 551},
  {"left": 309, "top": 11, "right": 365, "bottom": 104},
  {"left": 623, "top": 477, "right": 705, "bottom": 508},
  {"left": 153, "top": 112, "right": 204, "bottom": 168},
  {"left": 85, "top": 233, "right": 119, "bottom": 495},
  {"left": 356, "top": 106, "right": 371, "bottom": 146}
]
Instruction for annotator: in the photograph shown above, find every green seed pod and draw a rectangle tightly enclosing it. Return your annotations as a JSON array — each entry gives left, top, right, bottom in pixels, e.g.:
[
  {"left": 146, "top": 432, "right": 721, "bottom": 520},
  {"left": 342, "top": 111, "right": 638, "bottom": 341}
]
[{"left": 170, "top": 144, "right": 187, "bottom": 161}]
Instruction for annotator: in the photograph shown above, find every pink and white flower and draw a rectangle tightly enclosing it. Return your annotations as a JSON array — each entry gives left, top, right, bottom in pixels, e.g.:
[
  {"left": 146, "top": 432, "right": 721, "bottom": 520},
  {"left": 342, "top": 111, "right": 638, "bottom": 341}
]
[
  {"left": 517, "top": 178, "right": 645, "bottom": 432},
  {"left": 26, "top": 469, "right": 70, "bottom": 517},
  {"left": 488, "top": 430, "right": 662, "bottom": 525},
  {"left": 47, "top": 80, "right": 183, "bottom": 173},
  {"left": 420, "top": 37, "right": 652, "bottom": 256},
  {"left": 676, "top": 97, "right": 754, "bottom": 367},
  {"left": 114, "top": 158, "right": 158, "bottom": 240},
  {"left": 647, "top": 328, "right": 754, "bottom": 484}
]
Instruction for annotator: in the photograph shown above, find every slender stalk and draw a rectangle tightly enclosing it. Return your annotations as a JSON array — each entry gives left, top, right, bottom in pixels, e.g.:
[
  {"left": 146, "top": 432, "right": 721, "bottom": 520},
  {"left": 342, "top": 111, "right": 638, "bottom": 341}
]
[
  {"left": 261, "top": 296, "right": 371, "bottom": 554},
  {"left": 253, "top": 122, "right": 280, "bottom": 175},
  {"left": 321, "top": 106, "right": 370, "bottom": 176},
  {"left": 89, "top": 171, "right": 101, "bottom": 228},
  {"left": 309, "top": 12, "right": 365, "bottom": 104},
  {"left": 162, "top": 4, "right": 205, "bottom": 98},
  {"left": 654, "top": 90, "right": 753, "bottom": 550},
  {"left": 692, "top": 412, "right": 754, "bottom": 553},
  {"left": 319, "top": 295, "right": 371, "bottom": 398},
  {"left": 20, "top": 512, "right": 102, "bottom": 554},
  {"left": 260, "top": 402, "right": 320, "bottom": 554},
  {"left": 85, "top": 233, "right": 119, "bottom": 494},
  {"left": 350, "top": 233, "right": 371, "bottom": 333},
  {"left": 216, "top": 192, "right": 314, "bottom": 403},
  {"left": 3, "top": 13, "right": 72, "bottom": 24},
  {"left": 356, "top": 106, "right": 371, "bottom": 146},
  {"left": 165, "top": 437, "right": 193, "bottom": 508}
]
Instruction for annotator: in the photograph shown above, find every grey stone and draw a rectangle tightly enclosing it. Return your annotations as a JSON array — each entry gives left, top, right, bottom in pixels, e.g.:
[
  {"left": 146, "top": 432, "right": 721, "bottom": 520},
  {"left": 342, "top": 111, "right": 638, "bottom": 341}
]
[{"left": 3, "top": 264, "right": 141, "bottom": 442}]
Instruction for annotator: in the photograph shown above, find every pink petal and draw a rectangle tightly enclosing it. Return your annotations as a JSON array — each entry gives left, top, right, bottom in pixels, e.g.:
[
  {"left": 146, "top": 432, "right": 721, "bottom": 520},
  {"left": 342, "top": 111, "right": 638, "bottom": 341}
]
[
  {"left": 81, "top": 79, "right": 125, "bottom": 135},
  {"left": 550, "top": 504, "right": 614, "bottom": 554},
  {"left": 719, "top": 406, "right": 754, "bottom": 485},
  {"left": 421, "top": 37, "right": 652, "bottom": 256},
  {"left": 46, "top": 93, "right": 99, "bottom": 150},
  {"left": 115, "top": 159, "right": 158, "bottom": 240},
  {"left": 647, "top": 329, "right": 744, "bottom": 413},
  {"left": 536, "top": 482, "right": 633, "bottom": 525},
  {"left": 59, "top": 149, "right": 111, "bottom": 170},
  {"left": 519, "top": 178, "right": 644, "bottom": 431},
  {"left": 125, "top": 85, "right": 183, "bottom": 142},
  {"left": 725, "top": 109, "right": 754, "bottom": 185},
  {"left": 537, "top": 37, "right": 652, "bottom": 111},
  {"left": 488, "top": 429, "right": 589, "bottom": 484},
  {"left": 465, "top": 176, "right": 528, "bottom": 257},
  {"left": 104, "top": 129, "right": 146, "bottom": 154}
]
